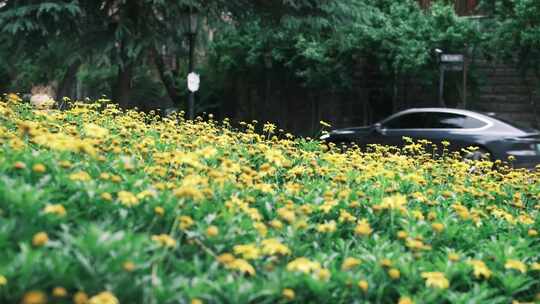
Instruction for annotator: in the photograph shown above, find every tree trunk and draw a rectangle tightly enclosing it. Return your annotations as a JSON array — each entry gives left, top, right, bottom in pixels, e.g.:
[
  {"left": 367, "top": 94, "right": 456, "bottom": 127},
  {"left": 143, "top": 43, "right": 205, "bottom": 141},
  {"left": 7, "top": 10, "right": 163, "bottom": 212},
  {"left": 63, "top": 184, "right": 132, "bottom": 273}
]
[
  {"left": 152, "top": 48, "right": 180, "bottom": 105},
  {"left": 56, "top": 60, "right": 81, "bottom": 103},
  {"left": 113, "top": 63, "right": 133, "bottom": 109}
]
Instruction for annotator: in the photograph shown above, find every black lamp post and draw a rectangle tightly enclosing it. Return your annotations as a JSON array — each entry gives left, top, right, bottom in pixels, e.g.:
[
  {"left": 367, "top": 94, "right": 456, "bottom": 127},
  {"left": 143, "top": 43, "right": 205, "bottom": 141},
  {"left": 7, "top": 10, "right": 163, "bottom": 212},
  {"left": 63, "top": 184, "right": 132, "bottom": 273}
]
[{"left": 185, "top": 8, "right": 198, "bottom": 120}]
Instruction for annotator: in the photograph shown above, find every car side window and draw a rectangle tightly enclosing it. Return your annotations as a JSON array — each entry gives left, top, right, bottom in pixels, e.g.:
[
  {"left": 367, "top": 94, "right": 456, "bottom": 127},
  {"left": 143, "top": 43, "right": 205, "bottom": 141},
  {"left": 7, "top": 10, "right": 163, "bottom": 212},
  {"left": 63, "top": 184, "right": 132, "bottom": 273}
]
[
  {"left": 383, "top": 113, "right": 428, "bottom": 129},
  {"left": 426, "top": 113, "right": 487, "bottom": 129}
]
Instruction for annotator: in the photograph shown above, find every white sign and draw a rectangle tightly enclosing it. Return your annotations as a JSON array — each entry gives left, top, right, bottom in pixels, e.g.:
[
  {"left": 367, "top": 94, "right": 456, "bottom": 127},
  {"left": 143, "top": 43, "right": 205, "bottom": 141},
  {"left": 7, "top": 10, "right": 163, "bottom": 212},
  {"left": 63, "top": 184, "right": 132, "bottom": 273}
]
[
  {"left": 441, "top": 54, "right": 464, "bottom": 63},
  {"left": 187, "top": 72, "right": 200, "bottom": 92}
]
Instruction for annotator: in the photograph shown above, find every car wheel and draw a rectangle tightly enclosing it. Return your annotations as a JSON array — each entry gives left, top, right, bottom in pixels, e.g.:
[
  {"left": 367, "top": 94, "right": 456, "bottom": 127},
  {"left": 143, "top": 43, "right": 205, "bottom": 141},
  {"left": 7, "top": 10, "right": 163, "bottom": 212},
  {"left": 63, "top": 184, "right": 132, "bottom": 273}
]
[{"left": 464, "top": 147, "right": 491, "bottom": 161}]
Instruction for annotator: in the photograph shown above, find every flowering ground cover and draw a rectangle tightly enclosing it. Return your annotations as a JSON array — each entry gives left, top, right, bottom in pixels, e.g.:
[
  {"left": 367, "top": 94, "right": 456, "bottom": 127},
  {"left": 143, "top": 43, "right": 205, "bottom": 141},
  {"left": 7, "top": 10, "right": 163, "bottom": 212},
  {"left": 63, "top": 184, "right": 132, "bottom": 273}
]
[{"left": 0, "top": 94, "right": 539, "bottom": 304}]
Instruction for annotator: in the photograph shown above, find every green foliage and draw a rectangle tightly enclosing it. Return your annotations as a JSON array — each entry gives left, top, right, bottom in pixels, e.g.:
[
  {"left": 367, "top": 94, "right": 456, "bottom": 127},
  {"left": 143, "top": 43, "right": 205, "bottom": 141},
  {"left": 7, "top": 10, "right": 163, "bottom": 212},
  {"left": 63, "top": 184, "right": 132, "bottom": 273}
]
[
  {"left": 210, "top": 0, "right": 478, "bottom": 91},
  {"left": 480, "top": 0, "right": 540, "bottom": 72}
]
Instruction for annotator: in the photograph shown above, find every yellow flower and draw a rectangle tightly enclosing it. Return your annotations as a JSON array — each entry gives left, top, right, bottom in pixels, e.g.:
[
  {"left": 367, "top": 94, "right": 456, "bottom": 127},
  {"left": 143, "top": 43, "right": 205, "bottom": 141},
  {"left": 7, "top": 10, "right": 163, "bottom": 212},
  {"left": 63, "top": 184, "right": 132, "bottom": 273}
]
[
  {"left": 226, "top": 258, "right": 256, "bottom": 276},
  {"left": 354, "top": 219, "right": 373, "bottom": 236},
  {"left": 52, "top": 286, "right": 68, "bottom": 297},
  {"left": 505, "top": 259, "right": 527, "bottom": 273},
  {"left": 84, "top": 123, "right": 109, "bottom": 138},
  {"left": 380, "top": 258, "right": 393, "bottom": 267},
  {"left": 233, "top": 244, "right": 260, "bottom": 260},
  {"left": 317, "top": 220, "right": 337, "bottom": 233},
  {"left": 448, "top": 252, "right": 460, "bottom": 262},
  {"left": 358, "top": 280, "right": 369, "bottom": 292},
  {"left": 32, "top": 163, "right": 46, "bottom": 173},
  {"left": 531, "top": 262, "right": 540, "bottom": 271},
  {"left": 123, "top": 261, "right": 136, "bottom": 272},
  {"left": 88, "top": 291, "right": 119, "bottom": 304},
  {"left": 261, "top": 238, "right": 291, "bottom": 256},
  {"left": 431, "top": 222, "right": 445, "bottom": 233},
  {"left": 0, "top": 275, "right": 7, "bottom": 286},
  {"left": 43, "top": 204, "right": 67, "bottom": 217},
  {"left": 378, "top": 194, "right": 408, "bottom": 212},
  {"left": 32, "top": 232, "right": 49, "bottom": 247},
  {"left": 117, "top": 191, "right": 139, "bottom": 207},
  {"left": 191, "top": 299, "right": 203, "bottom": 304},
  {"left": 217, "top": 253, "right": 235, "bottom": 264},
  {"left": 286, "top": 257, "right": 322, "bottom": 274},
  {"left": 151, "top": 234, "right": 176, "bottom": 248},
  {"left": 316, "top": 268, "right": 331, "bottom": 281},
  {"left": 100, "top": 192, "right": 112, "bottom": 201},
  {"left": 154, "top": 206, "right": 165, "bottom": 216},
  {"left": 528, "top": 229, "right": 538, "bottom": 237},
  {"left": 388, "top": 268, "right": 400, "bottom": 280},
  {"left": 73, "top": 291, "right": 89, "bottom": 304},
  {"left": 253, "top": 222, "right": 268, "bottom": 236},
  {"left": 397, "top": 230, "right": 408, "bottom": 239},
  {"left": 270, "top": 219, "right": 283, "bottom": 230},
  {"left": 398, "top": 296, "right": 414, "bottom": 304},
  {"left": 282, "top": 288, "right": 295, "bottom": 300},
  {"left": 421, "top": 272, "right": 449, "bottom": 289},
  {"left": 21, "top": 290, "right": 47, "bottom": 304},
  {"left": 341, "top": 257, "right": 361, "bottom": 271},
  {"left": 468, "top": 259, "right": 492, "bottom": 279},
  {"left": 69, "top": 171, "right": 91, "bottom": 182},
  {"left": 206, "top": 225, "right": 219, "bottom": 237},
  {"left": 179, "top": 215, "right": 194, "bottom": 230}
]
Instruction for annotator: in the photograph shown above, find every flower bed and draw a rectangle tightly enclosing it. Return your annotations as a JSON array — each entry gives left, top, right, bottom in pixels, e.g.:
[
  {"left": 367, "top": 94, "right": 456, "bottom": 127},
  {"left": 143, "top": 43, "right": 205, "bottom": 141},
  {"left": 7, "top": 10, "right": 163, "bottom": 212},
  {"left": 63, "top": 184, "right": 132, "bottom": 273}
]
[{"left": 0, "top": 94, "right": 539, "bottom": 304}]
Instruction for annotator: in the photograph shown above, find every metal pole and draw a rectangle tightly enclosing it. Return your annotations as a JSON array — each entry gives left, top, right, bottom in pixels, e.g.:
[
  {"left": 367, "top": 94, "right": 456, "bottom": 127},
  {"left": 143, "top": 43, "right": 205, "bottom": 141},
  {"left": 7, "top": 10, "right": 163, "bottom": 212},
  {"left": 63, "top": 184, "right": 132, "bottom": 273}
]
[
  {"left": 188, "top": 33, "right": 195, "bottom": 120},
  {"left": 439, "top": 65, "right": 445, "bottom": 107}
]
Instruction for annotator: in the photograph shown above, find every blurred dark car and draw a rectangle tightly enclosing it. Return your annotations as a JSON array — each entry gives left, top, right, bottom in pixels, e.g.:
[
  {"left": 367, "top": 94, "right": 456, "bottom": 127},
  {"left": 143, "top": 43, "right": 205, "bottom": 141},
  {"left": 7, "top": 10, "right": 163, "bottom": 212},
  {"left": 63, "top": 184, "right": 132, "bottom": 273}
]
[{"left": 320, "top": 108, "right": 540, "bottom": 169}]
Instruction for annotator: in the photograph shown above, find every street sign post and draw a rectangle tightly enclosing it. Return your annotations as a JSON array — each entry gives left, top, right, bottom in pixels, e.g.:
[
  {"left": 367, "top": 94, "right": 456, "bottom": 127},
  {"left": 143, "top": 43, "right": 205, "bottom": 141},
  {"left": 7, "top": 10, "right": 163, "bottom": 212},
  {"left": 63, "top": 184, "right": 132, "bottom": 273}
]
[
  {"left": 187, "top": 72, "right": 200, "bottom": 92},
  {"left": 441, "top": 54, "right": 464, "bottom": 63}
]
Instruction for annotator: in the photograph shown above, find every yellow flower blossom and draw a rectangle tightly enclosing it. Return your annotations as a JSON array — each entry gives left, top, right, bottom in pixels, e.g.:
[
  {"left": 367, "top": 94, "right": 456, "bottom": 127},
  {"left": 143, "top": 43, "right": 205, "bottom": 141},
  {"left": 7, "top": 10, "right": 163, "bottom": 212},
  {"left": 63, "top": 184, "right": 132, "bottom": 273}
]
[
  {"left": 0, "top": 275, "right": 7, "bottom": 286},
  {"left": 431, "top": 222, "right": 445, "bottom": 233},
  {"left": 73, "top": 291, "right": 89, "bottom": 304},
  {"left": 358, "top": 280, "right": 368, "bottom": 292},
  {"left": 21, "top": 290, "right": 47, "bottom": 304},
  {"left": 88, "top": 291, "right": 119, "bottom": 304},
  {"left": 69, "top": 171, "right": 91, "bottom": 182},
  {"left": 233, "top": 244, "right": 260, "bottom": 260},
  {"left": 388, "top": 268, "right": 400, "bottom": 280},
  {"left": 43, "top": 204, "right": 67, "bottom": 217},
  {"left": 282, "top": 288, "right": 295, "bottom": 300},
  {"left": 468, "top": 259, "right": 492, "bottom": 279},
  {"left": 151, "top": 234, "right": 176, "bottom": 248},
  {"left": 261, "top": 238, "right": 291, "bottom": 256},
  {"left": 505, "top": 259, "right": 527, "bottom": 273},
  {"left": 226, "top": 258, "right": 256, "bottom": 276},
  {"left": 117, "top": 191, "right": 139, "bottom": 207},
  {"left": 421, "top": 272, "right": 449, "bottom": 289},
  {"left": 398, "top": 296, "right": 414, "bottom": 304},
  {"left": 32, "top": 163, "right": 46, "bottom": 173},
  {"left": 123, "top": 261, "right": 136, "bottom": 272},
  {"left": 32, "top": 232, "right": 49, "bottom": 247},
  {"left": 179, "top": 215, "right": 195, "bottom": 230},
  {"left": 355, "top": 219, "right": 373, "bottom": 236},
  {"left": 154, "top": 206, "right": 165, "bottom": 216},
  {"left": 52, "top": 286, "right": 68, "bottom": 297},
  {"left": 317, "top": 220, "right": 337, "bottom": 233},
  {"left": 287, "top": 257, "right": 321, "bottom": 274},
  {"left": 84, "top": 123, "right": 109, "bottom": 138},
  {"left": 341, "top": 257, "right": 361, "bottom": 270},
  {"left": 206, "top": 225, "right": 219, "bottom": 237}
]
